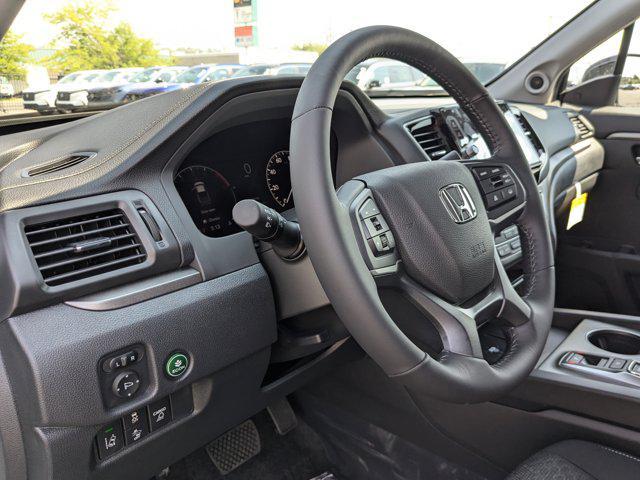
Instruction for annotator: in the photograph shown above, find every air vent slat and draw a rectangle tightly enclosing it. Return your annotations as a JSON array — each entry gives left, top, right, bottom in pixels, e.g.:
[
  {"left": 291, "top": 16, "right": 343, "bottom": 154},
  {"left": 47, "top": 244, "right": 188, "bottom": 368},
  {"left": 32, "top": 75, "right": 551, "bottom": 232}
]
[
  {"left": 44, "top": 254, "right": 147, "bottom": 285},
  {"left": 39, "top": 243, "right": 142, "bottom": 271},
  {"left": 569, "top": 116, "right": 594, "bottom": 139},
  {"left": 28, "top": 223, "right": 131, "bottom": 248},
  {"left": 25, "top": 213, "right": 124, "bottom": 236},
  {"left": 406, "top": 116, "right": 450, "bottom": 160},
  {"left": 24, "top": 209, "right": 146, "bottom": 287}
]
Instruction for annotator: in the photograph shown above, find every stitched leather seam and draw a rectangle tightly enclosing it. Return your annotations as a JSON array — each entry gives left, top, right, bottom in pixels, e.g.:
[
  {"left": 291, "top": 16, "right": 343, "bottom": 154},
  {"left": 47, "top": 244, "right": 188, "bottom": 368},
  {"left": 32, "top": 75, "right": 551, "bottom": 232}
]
[
  {"left": 291, "top": 105, "right": 333, "bottom": 121},
  {"left": 600, "top": 446, "right": 640, "bottom": 464},
  {"left": 0, "top": 83, "right": 211, "bottom": 193},
  {"left": 369, "top": 48, "right": 502, "bottom": 156}
]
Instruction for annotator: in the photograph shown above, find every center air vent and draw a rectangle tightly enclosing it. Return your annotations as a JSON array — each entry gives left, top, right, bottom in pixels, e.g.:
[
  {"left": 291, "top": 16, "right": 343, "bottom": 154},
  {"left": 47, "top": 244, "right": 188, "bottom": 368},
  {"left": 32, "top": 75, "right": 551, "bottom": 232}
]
[
  {"left": 569, "top": 115, "right": 594, "bottom": 140},
  {"left": 24, "top": 209, "right": 146, "bottom": 286},
  {"left": 25, "top": 152, "right": 96, "bottom": 177},
  {"left": 514, "top": 111, "right": 545, "bottom": 157},
  {"left": 406, "top": 116, "right": 450, "bottom": 160}
]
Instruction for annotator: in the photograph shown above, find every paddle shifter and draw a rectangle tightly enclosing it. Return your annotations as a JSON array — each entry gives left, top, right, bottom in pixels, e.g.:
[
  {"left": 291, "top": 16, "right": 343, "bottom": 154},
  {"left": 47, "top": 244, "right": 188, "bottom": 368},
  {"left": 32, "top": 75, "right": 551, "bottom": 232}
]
[{"left": 232, "top": 199, "right": 305, "bottom": 261}]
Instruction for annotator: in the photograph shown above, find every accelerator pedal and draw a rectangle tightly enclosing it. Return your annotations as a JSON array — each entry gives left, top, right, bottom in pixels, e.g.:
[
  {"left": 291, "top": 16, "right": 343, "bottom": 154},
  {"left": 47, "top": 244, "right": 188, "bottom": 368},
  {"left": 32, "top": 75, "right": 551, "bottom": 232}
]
[
  {"left": 267, "top": 397, "right": 298, "bottom": 435},
  {"left": 205, "top": 420, "right": 261, "bottom": 475}
]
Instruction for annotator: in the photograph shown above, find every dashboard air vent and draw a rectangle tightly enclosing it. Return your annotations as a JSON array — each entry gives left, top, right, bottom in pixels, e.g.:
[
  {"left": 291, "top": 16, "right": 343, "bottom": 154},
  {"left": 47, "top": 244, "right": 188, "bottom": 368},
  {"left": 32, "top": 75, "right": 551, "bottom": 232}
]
[
  {"left": 25, "top": 152, "right": 96, "bottom": 177},
  {"left": 569, "top": 115, "right": 594, "bottom": 140},
  {"left": 24, "top": 209, "right": 146, "bottom": 287},
  {"left": 514, "top": 111, "right": 545, "bottom": 156},
  {"left": 406, "top": 116, "right": 450, "bottom": 160}
]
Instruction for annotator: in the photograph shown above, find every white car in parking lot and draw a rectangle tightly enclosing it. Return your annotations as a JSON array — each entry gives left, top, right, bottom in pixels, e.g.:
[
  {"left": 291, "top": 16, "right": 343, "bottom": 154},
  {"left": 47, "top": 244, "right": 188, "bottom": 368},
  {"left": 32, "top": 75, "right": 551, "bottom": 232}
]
[{"left": 22, "top": 70, "right": 105, "bottom": 114}]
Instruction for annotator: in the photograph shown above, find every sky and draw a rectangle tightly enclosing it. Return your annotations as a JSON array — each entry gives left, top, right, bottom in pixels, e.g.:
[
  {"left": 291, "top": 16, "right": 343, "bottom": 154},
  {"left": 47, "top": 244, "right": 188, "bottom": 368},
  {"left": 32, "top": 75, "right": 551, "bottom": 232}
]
[{"left": 10, "top": 0, "right": 595, "bottom": 65}]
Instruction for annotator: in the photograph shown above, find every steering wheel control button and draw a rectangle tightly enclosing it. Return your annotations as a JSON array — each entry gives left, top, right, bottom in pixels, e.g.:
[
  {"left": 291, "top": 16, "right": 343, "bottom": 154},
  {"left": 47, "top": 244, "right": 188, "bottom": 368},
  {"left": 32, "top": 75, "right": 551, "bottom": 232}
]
[
  {"left": 148, "top": 397, "right": 172, "bottom": 431},
  {"left": 359, "top": 199, "right": 380, "bottom": 219},
  {"left": 96, "top": 422, "right": 124, "bottom": 460},
  {"left": 369, "top": 232, "right": 395, "bottom": 256},
  {"left": 165, "top": 352, "right": 189, "bottom": 379},
  {"left": 363, "top": 215, "right": 390, "bottom": 238},
  {"left": 123, "top": 408, "right": 149, "bottom": 445},
  {"left": 112, "top": 371, "right": 141, "bottom": 399}
]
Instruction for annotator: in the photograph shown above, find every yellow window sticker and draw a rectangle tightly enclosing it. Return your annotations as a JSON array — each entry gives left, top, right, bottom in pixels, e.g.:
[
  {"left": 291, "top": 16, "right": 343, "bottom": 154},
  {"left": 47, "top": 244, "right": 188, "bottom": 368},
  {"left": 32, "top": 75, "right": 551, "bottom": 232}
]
[{"left": 567, "top": 189, "right": 587, "bottom": 230}]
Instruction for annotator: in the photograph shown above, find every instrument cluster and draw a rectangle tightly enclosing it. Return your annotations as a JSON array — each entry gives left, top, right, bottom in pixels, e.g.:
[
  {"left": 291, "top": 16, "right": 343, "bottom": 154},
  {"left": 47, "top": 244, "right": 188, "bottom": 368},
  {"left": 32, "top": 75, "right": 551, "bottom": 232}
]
[{"left": 174, "top": 118, "right": 336, "bottom": 237}]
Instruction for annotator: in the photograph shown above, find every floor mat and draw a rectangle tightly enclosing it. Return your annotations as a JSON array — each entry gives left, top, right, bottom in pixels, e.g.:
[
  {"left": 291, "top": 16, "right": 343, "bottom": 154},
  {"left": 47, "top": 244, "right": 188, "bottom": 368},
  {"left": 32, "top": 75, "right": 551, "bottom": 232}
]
[
  {"left": 298, "top": 393, "right": 487, "bottom": 480},
  {"left": 165, "top": 411, "right": 334, "bottom": 480}
]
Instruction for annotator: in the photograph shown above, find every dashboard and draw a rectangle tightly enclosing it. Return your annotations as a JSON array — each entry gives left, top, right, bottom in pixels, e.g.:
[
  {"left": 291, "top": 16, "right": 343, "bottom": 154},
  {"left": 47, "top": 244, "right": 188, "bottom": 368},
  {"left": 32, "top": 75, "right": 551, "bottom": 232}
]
[
  {"left": 0, "top": 76, "right": 597, "bottom": 480},
  {"left": 174, "top": 118, "right": 337, "bottom": 237}
]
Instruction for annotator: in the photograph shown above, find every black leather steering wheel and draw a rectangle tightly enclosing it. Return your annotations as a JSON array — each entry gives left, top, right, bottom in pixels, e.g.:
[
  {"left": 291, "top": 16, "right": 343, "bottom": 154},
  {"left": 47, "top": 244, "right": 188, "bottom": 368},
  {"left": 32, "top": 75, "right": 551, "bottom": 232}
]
[{"left": 290, "top": 26, "right": 555, "bottom": 403}]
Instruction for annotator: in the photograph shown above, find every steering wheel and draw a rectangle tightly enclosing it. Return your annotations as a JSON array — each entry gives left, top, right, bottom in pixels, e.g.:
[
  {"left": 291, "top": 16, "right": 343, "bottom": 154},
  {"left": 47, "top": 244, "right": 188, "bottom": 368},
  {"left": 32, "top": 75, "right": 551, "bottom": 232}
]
[{"left": 289, "top": 26, "right": 555, "bottom": 404}]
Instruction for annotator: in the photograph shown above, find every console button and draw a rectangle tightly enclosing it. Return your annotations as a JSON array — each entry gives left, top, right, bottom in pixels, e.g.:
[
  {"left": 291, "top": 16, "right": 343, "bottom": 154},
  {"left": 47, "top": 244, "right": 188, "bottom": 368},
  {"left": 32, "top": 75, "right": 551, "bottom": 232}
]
[
  {"left": 112, "top": 371, "right": 141, "bottom": 399},
  {"left": 564, "top": 352, "right": 584, "bottom": 365},
  {"left": 123, "top": 408, "right": 149, "bottom": 445},
  {"left": 165, "top": 352, "right": 189, "bottom": 379},
  {"left": 609, "top": 358, "right": 627, "bottom": 370},
  {"left": 96, "top": 422, "right": 124, "bottom": 460},
  {"left": 148, "top": 397, "right": 172, "bottom": 431}
]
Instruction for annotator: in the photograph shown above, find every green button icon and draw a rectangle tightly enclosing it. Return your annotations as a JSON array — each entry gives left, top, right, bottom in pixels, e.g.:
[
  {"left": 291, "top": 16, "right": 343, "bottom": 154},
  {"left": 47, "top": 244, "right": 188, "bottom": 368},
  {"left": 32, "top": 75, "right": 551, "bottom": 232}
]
[{"left": 165, "top": 352, "right": 189, "bottom": 378}]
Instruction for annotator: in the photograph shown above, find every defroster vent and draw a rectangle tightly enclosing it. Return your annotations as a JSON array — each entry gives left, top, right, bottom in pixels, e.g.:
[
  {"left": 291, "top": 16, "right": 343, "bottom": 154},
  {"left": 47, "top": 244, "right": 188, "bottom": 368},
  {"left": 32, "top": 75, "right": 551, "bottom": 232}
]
[{"left": 24, "top": 209, "right": 146, "bottom": 286}]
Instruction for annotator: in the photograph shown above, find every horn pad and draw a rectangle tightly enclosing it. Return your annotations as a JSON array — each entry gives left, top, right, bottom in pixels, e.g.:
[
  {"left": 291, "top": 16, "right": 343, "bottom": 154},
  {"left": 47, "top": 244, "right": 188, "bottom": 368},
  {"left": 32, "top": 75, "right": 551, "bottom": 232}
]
[{"left": 357, "top": 161, "right": 495, "bottom": 304}]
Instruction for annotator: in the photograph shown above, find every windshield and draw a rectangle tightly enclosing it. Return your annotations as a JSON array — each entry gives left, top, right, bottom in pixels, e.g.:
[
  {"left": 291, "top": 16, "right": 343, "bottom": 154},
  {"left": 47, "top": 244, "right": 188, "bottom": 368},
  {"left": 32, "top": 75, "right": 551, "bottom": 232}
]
[
  {"left": 0, "top": 0, "right": 594, "bottom": 119},
  {"left": 175, "top": 67, "right": 207, "bottom": 84},
  {"left": 129, "top": 68, "right": 160, "bottom": 83}
]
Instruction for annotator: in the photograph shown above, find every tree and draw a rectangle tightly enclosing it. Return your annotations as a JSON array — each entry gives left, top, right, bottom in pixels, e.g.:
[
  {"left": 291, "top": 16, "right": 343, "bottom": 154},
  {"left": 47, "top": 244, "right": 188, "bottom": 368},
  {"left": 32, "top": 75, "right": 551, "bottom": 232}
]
[
  {"left": 44, "top": 1, "right": 164, "bottom": 72},
  {"left": 0, "top": 31, "right": 34, "bottom": 76},
  {"left": 293, "top": 43, "right": 328, "bottom": 54}
]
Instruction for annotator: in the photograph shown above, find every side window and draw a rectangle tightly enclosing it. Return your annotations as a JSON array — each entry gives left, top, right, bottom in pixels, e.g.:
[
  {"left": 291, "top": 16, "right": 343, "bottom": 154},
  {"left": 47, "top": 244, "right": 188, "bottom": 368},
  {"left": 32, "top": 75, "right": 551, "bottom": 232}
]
[
  {"left": 566, "top": 30, "right": 624, "bottom": 89},
  {"left": 564, "top": 22, "right": 640, "bottom": 107}
]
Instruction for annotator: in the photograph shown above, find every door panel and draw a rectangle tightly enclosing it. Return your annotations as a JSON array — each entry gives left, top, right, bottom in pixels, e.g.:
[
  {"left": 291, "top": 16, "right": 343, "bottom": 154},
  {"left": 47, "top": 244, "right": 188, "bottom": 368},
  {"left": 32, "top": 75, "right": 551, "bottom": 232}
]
[{"left": 556, "top": 110, "right": 640, "bottom": 314}]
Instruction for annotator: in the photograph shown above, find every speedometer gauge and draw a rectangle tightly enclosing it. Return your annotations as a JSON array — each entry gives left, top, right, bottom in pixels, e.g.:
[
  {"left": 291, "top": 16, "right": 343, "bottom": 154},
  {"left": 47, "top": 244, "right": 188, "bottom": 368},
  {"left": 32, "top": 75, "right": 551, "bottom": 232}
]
[
  {"left": 266, "top": 150, "right": 293, "bottom": 208},
  {"left": 174, "top": 165, "right": 237, "bottom": 237}
]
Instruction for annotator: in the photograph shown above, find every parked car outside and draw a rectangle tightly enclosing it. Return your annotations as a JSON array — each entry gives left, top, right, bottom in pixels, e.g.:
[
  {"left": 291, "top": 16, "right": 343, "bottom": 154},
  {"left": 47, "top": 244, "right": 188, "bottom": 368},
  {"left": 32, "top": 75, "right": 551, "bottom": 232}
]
[
  {"left": 0, "top": 76, "right": 15, "bottom": 98},
  {"left": 345, "top": 59, "right": 427, "bottom": 93},
  {"left": 83, "top": 66, "right": 187, "bottom": 111},
  {"left": 22, "top": 70, "right": 105, "bottom": 114},
  {"left": 55, "top": 68, "right": 142, "bottom": 112},
  {"left": 123, "top": 64, "right": 242, "bottom": 102}
]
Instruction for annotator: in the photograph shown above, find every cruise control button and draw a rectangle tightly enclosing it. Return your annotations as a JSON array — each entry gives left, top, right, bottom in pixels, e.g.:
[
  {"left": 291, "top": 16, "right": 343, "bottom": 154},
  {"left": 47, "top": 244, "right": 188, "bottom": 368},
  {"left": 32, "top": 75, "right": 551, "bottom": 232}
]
[
  {"left": 363, "top": 215, "right": 389, "bottom": 238},
  {"left": 123, "top": 408, "right": 149, "bottom": 445},
  {"left": 359, "top": 198, "right": 380, "bottom": 219},
  {"left": 96, "top": 422, "right": 124, "bottom": 460},
  {"left": 502, "top": 185, "right": 516, "bottom": 200},
  {"left": 148, "top": 397, "right": 172, "bottom": 431},
  {"left": 497, "top": 244, "right": 511, "bottom": 257}
]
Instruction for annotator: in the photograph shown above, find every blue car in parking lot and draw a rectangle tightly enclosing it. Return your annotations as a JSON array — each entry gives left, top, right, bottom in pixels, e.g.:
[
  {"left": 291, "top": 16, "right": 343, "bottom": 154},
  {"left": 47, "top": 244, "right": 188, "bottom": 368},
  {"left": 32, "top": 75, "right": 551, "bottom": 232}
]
[
  {"left": 123, "top": 64, "right": 243, "bottom": 102},
  {"left": 84, "top": 66, "right": 187, "bottom": 111}
]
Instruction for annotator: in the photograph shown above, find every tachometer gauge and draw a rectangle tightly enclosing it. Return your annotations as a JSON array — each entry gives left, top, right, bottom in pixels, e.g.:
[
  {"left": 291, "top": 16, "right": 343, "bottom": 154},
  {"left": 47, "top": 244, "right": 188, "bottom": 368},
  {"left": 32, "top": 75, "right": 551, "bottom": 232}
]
[
  {"left": 266, "top": 150, "right": 293, "bottom": 208},
  {"left": 174, "top": 165, "right": 237, "bottom": 237}
]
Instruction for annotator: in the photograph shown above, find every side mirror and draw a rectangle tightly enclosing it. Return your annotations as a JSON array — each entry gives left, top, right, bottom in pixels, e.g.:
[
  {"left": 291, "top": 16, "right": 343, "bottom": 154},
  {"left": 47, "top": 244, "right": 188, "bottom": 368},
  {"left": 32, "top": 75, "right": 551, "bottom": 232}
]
[{"left": 367, "top": 79, "right": 381, "bottom": 89}]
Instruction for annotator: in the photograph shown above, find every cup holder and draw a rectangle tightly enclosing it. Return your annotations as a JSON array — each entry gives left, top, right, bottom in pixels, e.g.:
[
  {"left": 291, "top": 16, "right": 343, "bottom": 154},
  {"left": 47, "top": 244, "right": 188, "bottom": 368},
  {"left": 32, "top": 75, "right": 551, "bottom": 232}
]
[{"left": 588, "top": 330, "right": 640, "bottom": 355}]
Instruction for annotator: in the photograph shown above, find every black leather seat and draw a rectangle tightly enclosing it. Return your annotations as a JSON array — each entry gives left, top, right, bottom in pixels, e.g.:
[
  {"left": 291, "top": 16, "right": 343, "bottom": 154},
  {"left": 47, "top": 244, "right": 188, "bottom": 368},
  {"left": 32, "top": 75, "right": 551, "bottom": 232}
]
[{"left": 507, "top": 440, "right": 640, "bottom": 479}]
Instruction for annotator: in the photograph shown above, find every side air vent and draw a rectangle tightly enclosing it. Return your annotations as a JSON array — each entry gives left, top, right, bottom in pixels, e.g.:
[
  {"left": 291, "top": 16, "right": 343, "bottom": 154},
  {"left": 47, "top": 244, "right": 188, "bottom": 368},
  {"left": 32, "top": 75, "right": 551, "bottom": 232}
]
[
  {"left": 24, "top": 209, "right": 146, "bottom": 287},
  {"left": 25, "top": 152, "right": 96, "bottom": 177},
  {"left": 405, "top": 116, "right": 450, "bottom": 160},
  {"left": 569, "top": 115, "right": 594, "bottom": 140},
  {"left": 514, "top": 111, "right": 545, "bottom": 157}
]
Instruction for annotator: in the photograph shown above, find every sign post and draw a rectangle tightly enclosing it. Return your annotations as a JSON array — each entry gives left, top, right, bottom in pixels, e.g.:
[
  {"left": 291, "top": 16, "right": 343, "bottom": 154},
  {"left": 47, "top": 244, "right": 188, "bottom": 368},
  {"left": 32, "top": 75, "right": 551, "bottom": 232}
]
[{"left": 233, "top": 0, "right": 258, "bottom": 48}]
